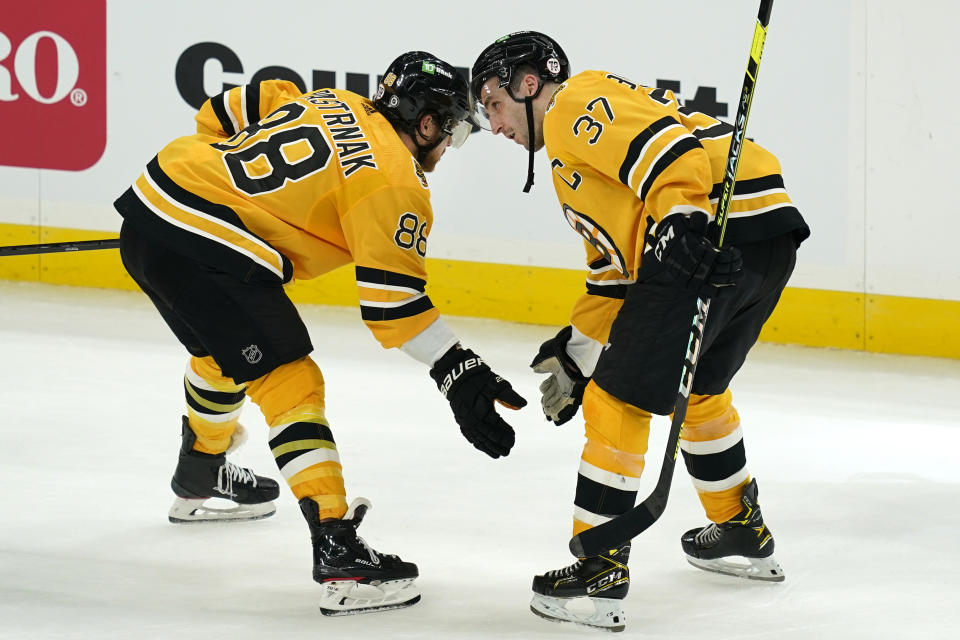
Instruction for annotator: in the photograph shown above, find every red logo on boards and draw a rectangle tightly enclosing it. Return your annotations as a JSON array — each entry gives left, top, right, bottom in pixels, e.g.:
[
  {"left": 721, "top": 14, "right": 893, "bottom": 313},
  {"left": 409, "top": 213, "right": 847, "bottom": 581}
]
[{"left": 0, "top": 1, "right": 106, "bottom": 171}]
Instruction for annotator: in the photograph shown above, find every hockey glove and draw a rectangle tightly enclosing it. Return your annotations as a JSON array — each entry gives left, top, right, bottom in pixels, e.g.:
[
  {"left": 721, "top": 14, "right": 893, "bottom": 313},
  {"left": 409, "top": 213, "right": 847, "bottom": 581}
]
[
  {"left": 653, "top": 212, "right": 743, "bottom": 298},
  {"left": 429, "top": 345, "right": 528, "bottom": 459},
  {"left": 530, "top": 325, "right": 589, "bottom": 426}
]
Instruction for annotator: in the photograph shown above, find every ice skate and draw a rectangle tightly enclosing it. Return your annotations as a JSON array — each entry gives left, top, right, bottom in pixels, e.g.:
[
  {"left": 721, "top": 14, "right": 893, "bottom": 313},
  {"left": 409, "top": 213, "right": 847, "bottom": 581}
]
[
  {"left": 529, "top": 543, "right": 629, "bottom": 632},
  {"left": 300, "top": 497, "right": 420, "bottom": 616},
  {"left": 168, "top": 416, "right": 280, "bottom": 523},
  {"left": 681, "top": 478, "right": 785, "bottom": 582}
]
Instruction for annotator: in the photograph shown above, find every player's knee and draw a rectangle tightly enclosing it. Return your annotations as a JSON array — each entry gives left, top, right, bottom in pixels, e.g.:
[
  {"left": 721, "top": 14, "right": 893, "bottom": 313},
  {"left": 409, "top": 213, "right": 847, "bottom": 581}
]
[
  {"left": 683, "top": 389, "right": 740, "bottom": 438},
  {"left": 583, "top": 381, "right": 652, "bottom": 453},
  {"left": 246, "top": 356, "right": 326, "bottom": 425}
]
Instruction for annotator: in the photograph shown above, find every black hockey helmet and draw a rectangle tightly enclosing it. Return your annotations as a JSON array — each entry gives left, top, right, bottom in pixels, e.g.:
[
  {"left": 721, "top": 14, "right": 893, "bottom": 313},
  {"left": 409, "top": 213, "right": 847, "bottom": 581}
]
[
  {"left": 470, "top": 30, "right": 570, "bottom": 124},
  {"left": 470, "top": 31, "right": 570, "bottom": 193},
  {"left": 374, "top": 51, "right": 472, "bottom": 149}
]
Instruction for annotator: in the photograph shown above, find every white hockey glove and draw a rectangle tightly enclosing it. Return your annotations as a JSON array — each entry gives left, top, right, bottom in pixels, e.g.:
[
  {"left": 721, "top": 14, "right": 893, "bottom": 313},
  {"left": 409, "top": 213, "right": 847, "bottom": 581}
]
[{"left": 530, "top": 326, "right": 589, "bottom": 426}]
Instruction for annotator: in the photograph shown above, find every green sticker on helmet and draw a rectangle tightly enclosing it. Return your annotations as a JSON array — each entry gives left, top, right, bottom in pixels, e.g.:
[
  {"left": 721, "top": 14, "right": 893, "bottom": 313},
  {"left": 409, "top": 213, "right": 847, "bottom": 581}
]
[{"left": 421, "top": 61, "right": 436, "bottom": 74}]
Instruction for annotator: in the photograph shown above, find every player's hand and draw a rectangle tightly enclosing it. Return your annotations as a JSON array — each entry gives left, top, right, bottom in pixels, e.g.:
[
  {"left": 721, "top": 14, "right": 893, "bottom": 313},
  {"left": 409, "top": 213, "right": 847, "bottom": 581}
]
[
  {"left": 653, "top": 212, "right": 742, "bottom": 297},
  {"left": 530, "top": 326, "right": 588, "bottom": 426},
  {"left": 429, "top": 345, "right": 527, "bottom": 458}
]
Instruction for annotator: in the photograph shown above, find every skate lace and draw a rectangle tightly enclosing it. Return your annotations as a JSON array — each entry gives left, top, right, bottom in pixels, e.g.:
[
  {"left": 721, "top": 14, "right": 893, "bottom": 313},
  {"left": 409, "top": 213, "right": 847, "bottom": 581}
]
[
  {"left": 547, "top": 560, "right": 582, "bottom": 579},
  {"left": 353, "top": 534, "right": 381, "bottom": 564},
  {"left": 216, "top": 461, "right": 257, "bottom": 498},
  {"left": 694, "top": 523, "right": 722, "bottom": 545}
]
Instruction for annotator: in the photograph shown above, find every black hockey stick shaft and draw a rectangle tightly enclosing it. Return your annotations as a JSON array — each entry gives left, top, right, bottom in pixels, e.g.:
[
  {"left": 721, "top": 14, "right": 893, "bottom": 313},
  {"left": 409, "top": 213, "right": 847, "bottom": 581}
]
[
  {"left": 0, "top": 238, "right": 120, "bottom": 257},
  {"left": 570, "top": 0, "right": 774, "bottom": 559}
]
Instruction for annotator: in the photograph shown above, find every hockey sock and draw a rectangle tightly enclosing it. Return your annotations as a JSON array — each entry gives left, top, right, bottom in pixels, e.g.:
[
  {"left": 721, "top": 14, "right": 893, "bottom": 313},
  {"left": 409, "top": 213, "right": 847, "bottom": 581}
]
[
  {"left": 573, "top": 382, "right": 650, "bottom": 538},
  {"left": 680, "top": 389, "right": 750, "bottom": 523},
  {"left": 246, "top": 357, "right": 347, "bottom": 520},
  {"left": 184, "top": 356, "right": 246, "bottom": 455}
]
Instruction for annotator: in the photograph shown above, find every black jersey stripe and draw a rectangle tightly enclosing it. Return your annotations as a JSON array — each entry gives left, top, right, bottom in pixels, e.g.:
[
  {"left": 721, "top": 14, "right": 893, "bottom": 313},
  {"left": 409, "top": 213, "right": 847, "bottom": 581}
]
[
  {"left": 709, "top": 174, "right": 785, "bottom": 200},
  {"left": 681, "top": 440, "right": 747, "bottom": 483},
  {"left": 210, "top": 91, "right": 236, "bottom": 136},
  {"left": 244, "top": 83, "right": 260, "bottom": 129},
  {"left": 574, "top": 474, "right": 637, "bottom": 517},
  {"left": 723, "top": 206, "right": 809, "bottom": 246},
  {"left": 359, "top": 295, "right": 434, "bottom": 321},
  {"left": 355, "top": 266, "right": 426, "bottom": 292},
  {"left": 588, "top": 256, "right": 611, "bottom": 271},
  {"left": 639, "top": 135, "right": 703, "bottom": 201},
  {"left": 115, "top": 160, "right": 294, "bottom": 284},
  {"left": 586, "top": 282, "right": 627, "bottom": 299},
  {"left": 618, "top": 116, "right": 679, "bottom": 187},
  {"left": 145, "top": 157, "right": 249, "bottom": 228}
]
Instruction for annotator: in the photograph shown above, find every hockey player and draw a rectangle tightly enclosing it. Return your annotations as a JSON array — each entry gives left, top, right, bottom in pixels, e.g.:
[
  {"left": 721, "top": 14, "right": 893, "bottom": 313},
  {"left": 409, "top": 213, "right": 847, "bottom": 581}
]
[
  {"left": 114, "top": 51, "right": 527, "bottom": 615},
  {"left": 471, "top": 32, "right": 809, "bottom": 631}
]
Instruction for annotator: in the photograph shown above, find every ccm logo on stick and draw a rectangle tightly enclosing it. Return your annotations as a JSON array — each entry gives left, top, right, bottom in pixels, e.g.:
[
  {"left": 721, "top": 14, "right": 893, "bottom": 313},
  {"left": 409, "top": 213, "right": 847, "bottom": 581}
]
[{"left": 0, "top": 1, "right": 106, "bottom": 170}]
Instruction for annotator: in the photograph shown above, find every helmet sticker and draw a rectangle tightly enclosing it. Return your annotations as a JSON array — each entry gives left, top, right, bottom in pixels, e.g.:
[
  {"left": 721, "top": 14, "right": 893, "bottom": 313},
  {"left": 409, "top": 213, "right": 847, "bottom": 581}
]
[
  {"left": 422, "top": 61, "right": 436, "bottom": 75},
  {"left": 388, "top": 95, "right": 399, "bottom": 108},
  {"left": 384, "top": 72, "right": 397, "bottom": 87},
  {"left": 546, "top": 57, "right": 561, "bottom": 75}
]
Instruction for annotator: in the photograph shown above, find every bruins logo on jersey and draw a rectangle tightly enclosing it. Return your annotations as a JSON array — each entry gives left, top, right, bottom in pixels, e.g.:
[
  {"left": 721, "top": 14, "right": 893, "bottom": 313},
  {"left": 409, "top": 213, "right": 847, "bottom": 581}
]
[
  {"left": 562, "top": 204, "right": 626, "bottom": 275},
  {"left": 412, "top": 157, "right": 428, "bottom": 189}
]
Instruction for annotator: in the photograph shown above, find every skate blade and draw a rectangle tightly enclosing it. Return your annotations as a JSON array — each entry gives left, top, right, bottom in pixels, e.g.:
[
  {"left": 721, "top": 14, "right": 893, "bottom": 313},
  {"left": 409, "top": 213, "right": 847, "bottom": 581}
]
[
  {"left": 318, "top": 578, "right": 420, "bottom": 616},
  {"left": 168, "top": 497, "right": 276, "bottom": 524},
  {"left": 686, "top": 554, "right": 785, "bottom": 582},
  {"left": 529, "top": 594, "right": 625, "bottom": 633}
]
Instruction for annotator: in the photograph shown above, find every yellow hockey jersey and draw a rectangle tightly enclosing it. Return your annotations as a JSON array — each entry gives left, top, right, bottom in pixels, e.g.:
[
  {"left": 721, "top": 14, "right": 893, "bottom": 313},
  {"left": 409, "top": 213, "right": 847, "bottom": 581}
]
[
  {"left": 542, "top": 70, "right": 808, "bottom": 367},
  {"left": 115, "top": 81, "right": 442, "bottom": 349}
]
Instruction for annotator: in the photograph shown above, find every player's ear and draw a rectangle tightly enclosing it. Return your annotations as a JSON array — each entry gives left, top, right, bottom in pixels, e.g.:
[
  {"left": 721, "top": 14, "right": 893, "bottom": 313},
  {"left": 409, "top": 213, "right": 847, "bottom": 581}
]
[
  {"left": 522, "top": 73, "right": 540, "bottom": 97},
  {"left": 417, "top": 113, "right": 436, "bottom": 140}
]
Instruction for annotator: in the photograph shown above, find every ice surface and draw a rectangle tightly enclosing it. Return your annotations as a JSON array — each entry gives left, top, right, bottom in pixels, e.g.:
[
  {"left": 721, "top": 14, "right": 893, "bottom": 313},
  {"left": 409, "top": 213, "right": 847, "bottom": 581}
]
[{"left": 1, "top": 281, "right": 958, "bottom": 639}]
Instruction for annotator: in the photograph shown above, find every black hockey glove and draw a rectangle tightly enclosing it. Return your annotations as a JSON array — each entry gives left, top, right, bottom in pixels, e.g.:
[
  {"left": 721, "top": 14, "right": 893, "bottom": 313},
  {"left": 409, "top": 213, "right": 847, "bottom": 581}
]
[
  {"left": 530, "top": 325, "right": 589, "bottom": 426},
  {"left": 653, "top": 212, "right": 743, "bottom": 298},
  {"left": 429, "top": 345, "right": 528, "bottom": 459}
]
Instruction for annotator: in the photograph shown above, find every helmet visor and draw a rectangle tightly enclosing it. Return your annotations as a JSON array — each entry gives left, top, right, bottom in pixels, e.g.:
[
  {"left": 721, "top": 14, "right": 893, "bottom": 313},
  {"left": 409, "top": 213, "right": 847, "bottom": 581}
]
[
  {"left": 470, "top": 100, "right": 492, "bottom": 131},
  {"left": 447, "top": 119, "right": 472, "bottom": 149}
]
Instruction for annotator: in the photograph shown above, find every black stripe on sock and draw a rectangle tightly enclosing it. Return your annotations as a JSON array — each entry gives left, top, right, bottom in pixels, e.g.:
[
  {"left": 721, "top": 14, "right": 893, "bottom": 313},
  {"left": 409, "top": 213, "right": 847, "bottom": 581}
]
[
  {"left": 681, "top": 439, "right": 747, "bottom": 483},
  {"left": 269, "top": 421, "right": 336, "bottom": 449},
  {"left": 574, "top": 474, "right": 637, "bottom": 517}
]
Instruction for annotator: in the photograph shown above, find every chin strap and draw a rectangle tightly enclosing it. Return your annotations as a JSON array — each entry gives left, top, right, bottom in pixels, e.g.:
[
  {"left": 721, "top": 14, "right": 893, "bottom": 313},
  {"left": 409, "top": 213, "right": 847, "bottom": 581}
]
[
  {"left": 522, "top": 97, "right": 536, "bottom": 193},
  {"left": 413, "top": 124, "right": 445, "bottom": 165}
]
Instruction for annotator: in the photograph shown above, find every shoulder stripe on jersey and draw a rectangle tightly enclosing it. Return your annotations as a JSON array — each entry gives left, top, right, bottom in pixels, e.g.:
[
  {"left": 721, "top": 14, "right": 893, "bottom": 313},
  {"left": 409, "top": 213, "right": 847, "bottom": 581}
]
[
  {"left": 708, "top": 174, "right": 785, "bottom": 200},
  {"left": 245, "top": 83, "right": 260, "bottom": 130},
  {"left": 211, "top": 91, "right": 237, "bottom": 136},
  {"left": 355, "top": 266, "right": 426, "bottom": 293},
  {"left": 618, "top": 116, "right": 680, "bottom": 187},
  {"left": 586, "top": 282, "right": 627, "bottom": 299},
  {"left": 693, "top": 122, "right": 734, "bottom": 140},
  {"left": 360, "top": 295, "right": 434, "bottom": 321},
  {"left": 639, "top": 135, "right": 703, "bottom": 201}
]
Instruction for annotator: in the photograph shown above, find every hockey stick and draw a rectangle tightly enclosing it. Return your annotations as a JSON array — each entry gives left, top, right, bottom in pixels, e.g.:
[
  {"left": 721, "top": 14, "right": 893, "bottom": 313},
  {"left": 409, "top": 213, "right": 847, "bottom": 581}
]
[
  {"left": 0, "top": 238, "right": 120, "bottom": 257},
  {"left": 570, "top": 0, "right": 774, "bottom": 558}
]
